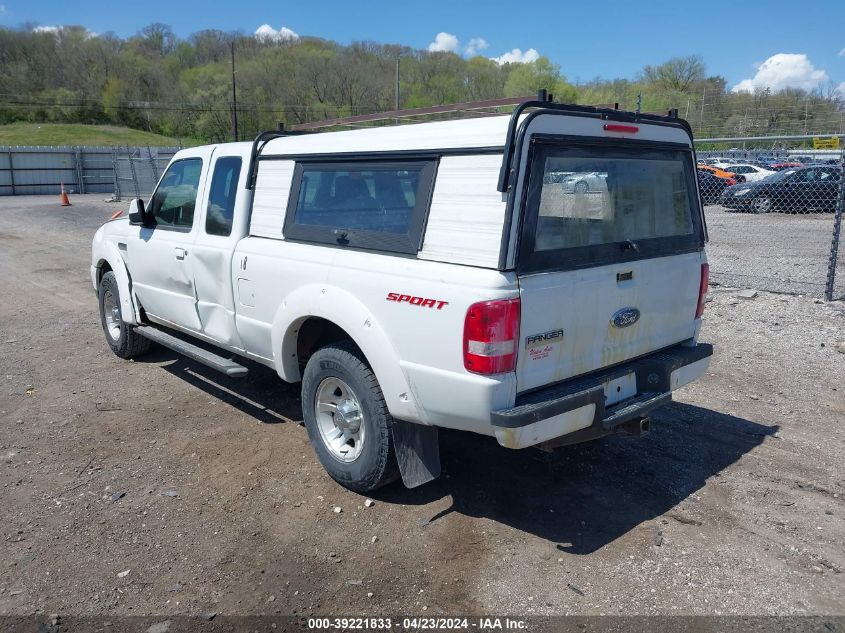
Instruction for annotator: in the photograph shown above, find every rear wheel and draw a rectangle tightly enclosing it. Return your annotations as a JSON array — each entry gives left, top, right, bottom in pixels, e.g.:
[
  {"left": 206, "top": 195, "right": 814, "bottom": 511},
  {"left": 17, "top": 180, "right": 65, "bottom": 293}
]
[
  {"left": 750, "top": 196, "right": 772, "bottom": 214},
  {"left": 98, "top": 271, "right": 151, "bottom": 359},
  {"left": 301, "top": 341, "right": 399, "bottom": 492}
]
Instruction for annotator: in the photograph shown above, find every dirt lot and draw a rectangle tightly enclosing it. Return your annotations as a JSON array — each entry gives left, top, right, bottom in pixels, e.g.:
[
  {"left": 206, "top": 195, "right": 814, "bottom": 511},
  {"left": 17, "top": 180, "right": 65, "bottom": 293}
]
[
  {"left": 704, "top": 202, "right": 843, "bottom": 299},
  {"left": 1, "top": 195, "right": 844, "bottom": 620}
]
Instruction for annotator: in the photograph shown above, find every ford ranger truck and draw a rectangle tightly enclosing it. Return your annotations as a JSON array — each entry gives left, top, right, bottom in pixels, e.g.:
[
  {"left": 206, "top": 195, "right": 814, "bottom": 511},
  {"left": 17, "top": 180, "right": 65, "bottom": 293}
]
[{"left": 91, "top": 99, "right": 712, "bottom": 492}]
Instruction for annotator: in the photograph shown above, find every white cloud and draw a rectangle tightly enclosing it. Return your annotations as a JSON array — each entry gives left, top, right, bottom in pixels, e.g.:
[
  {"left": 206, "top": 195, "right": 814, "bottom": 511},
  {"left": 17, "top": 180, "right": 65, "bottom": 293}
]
[
  {"left": 490, "top": 47, "right": 540, "bottom": 65},
  {"left": 33, "top": 25, "right": 60, "bottom": 34},
  {"left": 839, "top": 47, "right": 845, "bottom": 57},
  {"left": 427, "top": 32, "right": 459, "bottom": 53},
  {"left": 464, "top": 37, "right": 488, "bottom": 56},
  {"left": 254, "top": 23, "right": 299, "bottom": 43},
  {"left": 837, "top": 82, "right": 845, "bottom": 97},
  {"left": 731, "top": 53, "right": 829, "bottom": 93}
]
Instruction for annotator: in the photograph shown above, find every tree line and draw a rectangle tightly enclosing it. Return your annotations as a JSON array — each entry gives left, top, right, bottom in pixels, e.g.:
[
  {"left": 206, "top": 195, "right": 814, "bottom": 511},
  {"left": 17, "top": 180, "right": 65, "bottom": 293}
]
[{"left": 0, "top": 23, "right": 842, "bottom": 144}]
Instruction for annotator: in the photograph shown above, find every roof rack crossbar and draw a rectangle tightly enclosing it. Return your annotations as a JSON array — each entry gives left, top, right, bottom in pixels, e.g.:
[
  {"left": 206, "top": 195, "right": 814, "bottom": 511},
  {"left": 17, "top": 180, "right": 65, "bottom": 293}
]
[{"left": 495, "top": 101, "right": 688, "bottom": 192}]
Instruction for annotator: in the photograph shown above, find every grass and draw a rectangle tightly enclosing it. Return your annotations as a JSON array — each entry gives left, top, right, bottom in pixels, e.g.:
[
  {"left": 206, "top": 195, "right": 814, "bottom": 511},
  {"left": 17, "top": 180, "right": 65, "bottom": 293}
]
[{"left": 0, "top": 123, "right": 185, "bottom": 147}]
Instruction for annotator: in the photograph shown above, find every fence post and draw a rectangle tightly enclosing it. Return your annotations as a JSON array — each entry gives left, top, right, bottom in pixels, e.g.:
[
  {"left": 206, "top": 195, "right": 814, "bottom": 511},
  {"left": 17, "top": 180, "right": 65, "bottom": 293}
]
[
  {"left": 126, "top": 146, "right": 141, "bottom": 199},
  {"left": 825, "top": 149, "right": 844, "bottom": 301},
  {"left": 111, "top": 148, "right": 121, "bottom": 201},
  {"left": 74, "top": 147, "right": 85, "bottom": 194},
  {"left": 146, "top": 145, "right": 160, "bottom": 184},
  {"left": 7, "top": 150, "right": 15, "bottom": 196}
]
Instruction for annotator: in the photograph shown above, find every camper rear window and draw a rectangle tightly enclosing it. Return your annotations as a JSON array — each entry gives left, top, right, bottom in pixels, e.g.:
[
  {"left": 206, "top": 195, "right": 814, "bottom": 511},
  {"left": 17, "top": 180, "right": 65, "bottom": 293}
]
[
  {"left": 283, "top": 160, "right": 437, "bottom": 255},
  {"left": 518, "top": 138, "right": 704, "bottom": 273}
]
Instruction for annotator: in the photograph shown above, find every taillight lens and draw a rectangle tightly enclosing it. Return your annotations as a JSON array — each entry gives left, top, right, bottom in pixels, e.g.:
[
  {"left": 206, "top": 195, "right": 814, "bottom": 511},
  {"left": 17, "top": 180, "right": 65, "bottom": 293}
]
[
  {"left": 463, "top": 298, "right": 521, "bottom": 375},
  {"left": 695, "top": 263, "right": 709, "bottom": 319},
  {"left": 725, "top": 178, "right": 737, "bottom": 186}
]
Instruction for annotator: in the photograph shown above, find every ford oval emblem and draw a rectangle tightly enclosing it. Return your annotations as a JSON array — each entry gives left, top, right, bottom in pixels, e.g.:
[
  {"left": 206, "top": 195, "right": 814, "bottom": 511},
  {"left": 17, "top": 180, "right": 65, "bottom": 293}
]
[{"left": 611, "top": 307, "right": 640, "bottom": 328}]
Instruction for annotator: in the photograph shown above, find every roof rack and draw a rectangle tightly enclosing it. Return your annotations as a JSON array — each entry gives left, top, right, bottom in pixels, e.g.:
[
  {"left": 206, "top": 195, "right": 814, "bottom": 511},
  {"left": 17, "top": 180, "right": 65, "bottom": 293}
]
[
  {"left": 245, "top": 93, "right": 688, "bottom": 193},
  {"left": 495, "top": 92, "right": 688, "bottom": 192},
  {"left": 246, "top": 125, "right": 311, "bottom": 190}
]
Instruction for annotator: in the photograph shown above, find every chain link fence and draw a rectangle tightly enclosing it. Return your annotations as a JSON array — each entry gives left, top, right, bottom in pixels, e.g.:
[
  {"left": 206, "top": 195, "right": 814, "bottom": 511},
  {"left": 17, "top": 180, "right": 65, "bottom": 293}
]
[
  {"left": 111, "top": 146, "right": 179, "bottom": 201},
  {"left": 695, "top": 136, "right": 844, "bottom": 301}
]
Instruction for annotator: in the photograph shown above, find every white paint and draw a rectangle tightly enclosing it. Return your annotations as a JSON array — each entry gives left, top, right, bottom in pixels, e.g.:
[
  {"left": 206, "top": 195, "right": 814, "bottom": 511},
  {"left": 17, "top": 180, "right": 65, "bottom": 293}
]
[
  {"left": 418, "top": 154, "right": 506, "bottom": 268},
  {"left": 91, "top": 111, "right": 711, "bottom": 451}
]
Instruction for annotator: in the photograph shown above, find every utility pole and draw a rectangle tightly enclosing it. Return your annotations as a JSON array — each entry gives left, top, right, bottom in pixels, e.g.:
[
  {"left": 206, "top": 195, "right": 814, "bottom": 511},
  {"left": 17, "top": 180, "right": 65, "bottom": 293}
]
[
  {"left": 395, "top": 58, "right": 400, "bottom": 112},
  {"left": 394, "top": 57, "right": 400, "bottom": 125},
  {"left": 699, "top": 86, "right": 706, "bottom": 135},
  {"left": 803, "top": 98, "right": 809, "bottom": 135},
  {"left": 231, "top": 41, "right": 239, "bottom": 142}
]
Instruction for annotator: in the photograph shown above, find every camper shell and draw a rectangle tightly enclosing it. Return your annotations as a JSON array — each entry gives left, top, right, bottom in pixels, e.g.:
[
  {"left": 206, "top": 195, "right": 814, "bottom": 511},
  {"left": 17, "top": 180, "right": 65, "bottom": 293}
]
[{"left": 91, "top": 100, "right": 712, "bottom": 491}]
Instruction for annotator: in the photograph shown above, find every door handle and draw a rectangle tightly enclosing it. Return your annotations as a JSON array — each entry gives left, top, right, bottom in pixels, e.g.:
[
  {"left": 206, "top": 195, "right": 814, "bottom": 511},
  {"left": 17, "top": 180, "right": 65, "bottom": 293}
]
[{"left": 175, "top": 247, "right": 187, "bottom": 260}]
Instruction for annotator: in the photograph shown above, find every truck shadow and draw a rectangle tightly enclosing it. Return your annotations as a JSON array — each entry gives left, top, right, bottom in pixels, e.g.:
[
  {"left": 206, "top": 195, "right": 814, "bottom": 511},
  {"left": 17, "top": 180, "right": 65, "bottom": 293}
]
[
  {"left": 380, "top": 403, "right": 777, "bottom": 554},
  {"left": 146, "top": 349, "right": 776, "bottom": 554}
]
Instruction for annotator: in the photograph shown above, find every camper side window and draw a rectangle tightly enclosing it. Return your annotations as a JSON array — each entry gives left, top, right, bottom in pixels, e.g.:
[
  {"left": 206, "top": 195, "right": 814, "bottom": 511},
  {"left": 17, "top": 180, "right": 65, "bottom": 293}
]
[{"left": 283, "top": 160, "right": 437, "bottom": 255}]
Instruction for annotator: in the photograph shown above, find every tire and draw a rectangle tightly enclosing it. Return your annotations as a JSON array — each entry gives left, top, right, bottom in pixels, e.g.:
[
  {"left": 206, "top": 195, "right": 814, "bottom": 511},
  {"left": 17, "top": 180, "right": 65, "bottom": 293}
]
[
  {"left": 301, "top": 341, "right": 400, "bottom": 492},
  {"left": 98, "top": 271, "right": 151, "bottom": 359},
  {"left": 750, "top": 196, "right": 772, "bottom": 214},
  {"left": 574, "top": 181, "right": 589, "bottom": 194}
]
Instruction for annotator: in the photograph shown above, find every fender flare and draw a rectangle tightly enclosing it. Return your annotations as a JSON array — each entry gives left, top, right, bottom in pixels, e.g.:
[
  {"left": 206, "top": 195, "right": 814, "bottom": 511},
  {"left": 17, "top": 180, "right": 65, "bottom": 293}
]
[
  {"left": 270, "top": 283, "right": 422, "bottom": 423},
  {"left": 93, "top": 241, "right": 139, "bottom": 325}
]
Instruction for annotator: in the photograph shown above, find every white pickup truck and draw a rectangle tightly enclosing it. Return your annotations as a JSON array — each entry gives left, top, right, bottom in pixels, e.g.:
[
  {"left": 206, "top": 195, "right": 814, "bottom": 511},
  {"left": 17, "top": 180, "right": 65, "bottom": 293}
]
[{"left": 91, "top": 99, "right": 712, "bottom": 492}]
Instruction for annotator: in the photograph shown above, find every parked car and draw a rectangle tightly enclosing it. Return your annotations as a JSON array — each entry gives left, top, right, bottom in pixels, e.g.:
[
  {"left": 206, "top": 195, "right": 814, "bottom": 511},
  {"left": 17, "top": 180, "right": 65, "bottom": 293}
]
[
  {"left": 91, "top": 102, "right": 712, "bottom": 492},
  {"left": 720, "top": 165, "right": 841, "bottom": 213},
  {"left": 713, "top": 163, "right": 775, "bottom": 182},
  {"left": 767, "top": 162, "right": 803, "bottom": 171},
  {"left": 698, "top": 164, "right": 746, "bottom": 183},
  {"left": 560, "top": 171, "right": 608, "bottom": 193},
  {"left": 697, "top": 168, "right": 733, "bottom": 204}
]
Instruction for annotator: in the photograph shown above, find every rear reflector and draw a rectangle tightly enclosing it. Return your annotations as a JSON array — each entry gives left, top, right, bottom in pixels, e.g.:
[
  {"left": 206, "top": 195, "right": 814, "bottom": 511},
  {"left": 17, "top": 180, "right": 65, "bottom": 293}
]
[
  {"left": 604, "top": 124, "right": 639, "bottom": 133},
  {"left": 695, "top": 263, "right": 709, "bottom": 319},
  {"left": 463, "top": 298, "right": 521, "bottom": 375}
]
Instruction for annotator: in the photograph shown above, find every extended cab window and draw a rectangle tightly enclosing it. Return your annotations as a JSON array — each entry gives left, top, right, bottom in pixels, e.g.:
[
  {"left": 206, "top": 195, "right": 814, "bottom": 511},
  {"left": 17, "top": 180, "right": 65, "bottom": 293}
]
[
  {"left": 283, "top": 160, "right": 436, "bottom": 255},
  {"left": 149, "top": 158, "right": 203, "bottom": 230},
  {"left": 205, "top": 156, "right": 242, "bottom": 237},
  {"left": 519, "top": 139, "right": 704, "bottom": 273}
]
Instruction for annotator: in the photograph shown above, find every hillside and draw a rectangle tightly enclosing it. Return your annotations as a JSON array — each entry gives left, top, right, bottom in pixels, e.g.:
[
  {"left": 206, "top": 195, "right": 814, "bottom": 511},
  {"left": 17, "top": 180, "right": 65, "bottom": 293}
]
[
  {"left": 0, "top": 123, "right": 183, "bottom": 147},
  {"left": 0, "top": 25, "right": 840, "bottom": 144}
]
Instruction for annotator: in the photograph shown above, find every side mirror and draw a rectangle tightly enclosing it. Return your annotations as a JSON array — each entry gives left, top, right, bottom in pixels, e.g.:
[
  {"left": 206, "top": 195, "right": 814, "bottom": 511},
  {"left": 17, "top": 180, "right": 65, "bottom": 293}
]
[{"left": 127, "top": 198, "right": 150, "bottom": 226}]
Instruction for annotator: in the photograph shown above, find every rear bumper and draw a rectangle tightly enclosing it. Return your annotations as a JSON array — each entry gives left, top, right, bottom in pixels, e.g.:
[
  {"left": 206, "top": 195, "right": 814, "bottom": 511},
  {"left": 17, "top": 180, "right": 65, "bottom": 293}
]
[{"left": 491, "top": 343, "right": 713, "bottom": 449}]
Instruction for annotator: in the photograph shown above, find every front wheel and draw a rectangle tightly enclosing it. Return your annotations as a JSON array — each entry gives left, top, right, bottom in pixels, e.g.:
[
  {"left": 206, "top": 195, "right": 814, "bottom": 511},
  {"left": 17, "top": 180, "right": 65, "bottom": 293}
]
[
  {"left": 301, "top": 342, "right": 399, "bottom": 492},
  {"left": 98, "top": 271, "right": 151, "bottom": 359}
]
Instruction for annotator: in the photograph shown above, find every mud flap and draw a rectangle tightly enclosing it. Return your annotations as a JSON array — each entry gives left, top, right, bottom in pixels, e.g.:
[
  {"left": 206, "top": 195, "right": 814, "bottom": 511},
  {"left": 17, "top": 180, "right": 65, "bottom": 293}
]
[{"left": 391, "top": 420, "right": 441, "bottom": 488}]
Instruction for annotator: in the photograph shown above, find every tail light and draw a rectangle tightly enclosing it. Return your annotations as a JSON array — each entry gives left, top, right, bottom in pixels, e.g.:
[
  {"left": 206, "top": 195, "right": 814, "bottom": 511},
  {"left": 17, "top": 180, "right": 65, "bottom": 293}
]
[
  {"left": 725, "top": 178, "right": 737, "bottom": 186},
  {"left": 695, "top": 264, "right": 709, "bottom": 319},
  {"left": 463, "top": 298, "right": 521, "bottom": 374}
]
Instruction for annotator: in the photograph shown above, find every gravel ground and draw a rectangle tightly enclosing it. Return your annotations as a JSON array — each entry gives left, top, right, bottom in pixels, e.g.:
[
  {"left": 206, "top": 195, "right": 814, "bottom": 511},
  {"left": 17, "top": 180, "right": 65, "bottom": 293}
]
[
  {"left": 0, "top": 195, "right": 844, "bottom": 621},
  {"left": 704, "top": 203, "right": 844, "bottom": 299}
]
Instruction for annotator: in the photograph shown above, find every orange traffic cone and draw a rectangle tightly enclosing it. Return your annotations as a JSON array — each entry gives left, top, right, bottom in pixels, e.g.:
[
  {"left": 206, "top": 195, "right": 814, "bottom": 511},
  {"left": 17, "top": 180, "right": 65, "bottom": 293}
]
[{"left": 60, "top": 182, "right": 72, "bottom": 207}]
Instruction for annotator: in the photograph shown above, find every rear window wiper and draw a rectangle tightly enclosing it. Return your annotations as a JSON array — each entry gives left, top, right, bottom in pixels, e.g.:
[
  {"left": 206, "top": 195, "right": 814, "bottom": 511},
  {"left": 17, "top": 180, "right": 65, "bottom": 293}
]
[{"left": 622, "top": 240, "right": 640, "bottom": 253}]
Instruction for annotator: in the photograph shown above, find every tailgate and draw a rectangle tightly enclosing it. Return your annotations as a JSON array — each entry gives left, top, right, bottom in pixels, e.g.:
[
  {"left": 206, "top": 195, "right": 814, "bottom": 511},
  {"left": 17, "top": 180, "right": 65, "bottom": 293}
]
[
  {"left": 517, "top": 252, "right": 703, "bottom": 392},
  {"left": 508, "top": 113, "right": 706, "bottom": 393}
]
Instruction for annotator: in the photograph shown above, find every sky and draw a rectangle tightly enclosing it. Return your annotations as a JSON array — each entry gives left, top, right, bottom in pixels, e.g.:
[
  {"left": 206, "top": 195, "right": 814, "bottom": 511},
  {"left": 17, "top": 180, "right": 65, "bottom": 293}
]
[{"left": 1, "top": 0, "right": 844, "bottom": 93}]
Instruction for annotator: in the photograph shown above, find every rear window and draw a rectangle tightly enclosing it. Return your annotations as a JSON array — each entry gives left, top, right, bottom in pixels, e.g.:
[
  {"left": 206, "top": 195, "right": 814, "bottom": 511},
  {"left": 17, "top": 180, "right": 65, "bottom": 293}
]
[
  {"left": 519, "top": 139, "right": 704, "bottom": 273},
  {"left": 283, "top": 160, "right": 436, "bottom": 254}
]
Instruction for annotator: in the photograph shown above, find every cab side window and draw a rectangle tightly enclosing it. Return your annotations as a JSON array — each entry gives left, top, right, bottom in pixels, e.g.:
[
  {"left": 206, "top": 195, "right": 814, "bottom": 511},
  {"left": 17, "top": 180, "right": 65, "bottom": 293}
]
[
  {"left": 205, "top": 157, "right": 242, "bottom": 237},
  {"left": 149, "top": 158, "right": 203, "bottom": 229}
]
